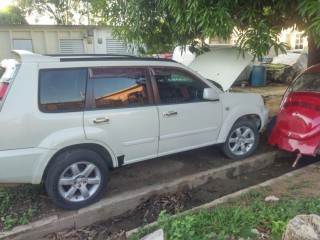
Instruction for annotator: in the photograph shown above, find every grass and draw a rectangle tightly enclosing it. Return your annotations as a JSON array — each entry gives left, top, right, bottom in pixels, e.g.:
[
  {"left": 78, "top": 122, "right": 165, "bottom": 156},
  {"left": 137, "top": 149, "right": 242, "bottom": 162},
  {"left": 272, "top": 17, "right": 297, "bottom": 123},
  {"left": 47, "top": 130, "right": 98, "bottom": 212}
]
[
  {"left": 128, "top": 189, "right": 320, "bottom": 240},
  {"left": 0, "top": 184, "right": 41, "bottom": 231}
]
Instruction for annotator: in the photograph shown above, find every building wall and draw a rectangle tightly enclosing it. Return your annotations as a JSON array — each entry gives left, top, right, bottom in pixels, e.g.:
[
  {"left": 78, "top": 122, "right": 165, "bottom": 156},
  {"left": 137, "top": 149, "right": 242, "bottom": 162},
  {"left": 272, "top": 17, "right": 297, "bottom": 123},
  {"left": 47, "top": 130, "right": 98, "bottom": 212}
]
[{"left": 0, "top": 25, "right": 127, "bottom": 60}]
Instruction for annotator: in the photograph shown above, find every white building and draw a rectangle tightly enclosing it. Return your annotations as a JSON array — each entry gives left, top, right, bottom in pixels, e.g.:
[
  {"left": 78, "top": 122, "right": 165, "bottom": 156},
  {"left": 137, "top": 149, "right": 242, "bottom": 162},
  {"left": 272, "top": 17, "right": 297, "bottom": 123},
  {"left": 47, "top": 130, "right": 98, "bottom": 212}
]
[
  {"left": 228, "top": 29, "right": 308, "bottom": 56},
  {"left": 0, "top": 25, "right": 129, "bottom": 60}
]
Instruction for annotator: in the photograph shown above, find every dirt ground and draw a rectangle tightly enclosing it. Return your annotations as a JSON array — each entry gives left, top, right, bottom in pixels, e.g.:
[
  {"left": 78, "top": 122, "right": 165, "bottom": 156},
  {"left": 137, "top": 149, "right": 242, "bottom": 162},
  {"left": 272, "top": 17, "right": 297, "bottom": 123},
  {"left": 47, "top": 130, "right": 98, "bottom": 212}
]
[{"left": 264, "top": 95, "right": 282, "bottom": 117}]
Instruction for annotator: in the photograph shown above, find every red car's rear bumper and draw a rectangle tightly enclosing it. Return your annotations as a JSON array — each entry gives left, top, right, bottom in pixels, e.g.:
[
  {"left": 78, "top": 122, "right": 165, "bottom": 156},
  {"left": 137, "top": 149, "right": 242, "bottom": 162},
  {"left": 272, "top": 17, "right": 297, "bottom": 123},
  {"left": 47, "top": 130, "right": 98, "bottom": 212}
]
[{"left": 268, "top": 129, "right": 320, "bottom": 156}]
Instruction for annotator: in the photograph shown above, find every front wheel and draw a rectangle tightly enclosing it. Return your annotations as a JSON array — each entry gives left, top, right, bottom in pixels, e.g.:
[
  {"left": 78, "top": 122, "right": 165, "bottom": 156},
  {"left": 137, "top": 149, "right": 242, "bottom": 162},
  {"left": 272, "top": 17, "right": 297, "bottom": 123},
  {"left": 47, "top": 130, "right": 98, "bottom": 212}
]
[
  {"left": 45, "top": 149, "right": 109, "bottom": 210},
  {"left": 222, "top": 120, "right": 259, "bottom": 159}
]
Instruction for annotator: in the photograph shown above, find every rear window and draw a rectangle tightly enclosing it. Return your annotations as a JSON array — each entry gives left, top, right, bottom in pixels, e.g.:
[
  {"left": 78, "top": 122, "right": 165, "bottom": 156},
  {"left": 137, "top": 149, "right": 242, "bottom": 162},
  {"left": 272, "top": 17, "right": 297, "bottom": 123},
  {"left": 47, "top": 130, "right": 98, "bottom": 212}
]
[
  {"left": 39, "top": 68, "right": 87, "bottom": 112},
  {"left": 290, "top": 73, "right": 320, "bottom": 93}
]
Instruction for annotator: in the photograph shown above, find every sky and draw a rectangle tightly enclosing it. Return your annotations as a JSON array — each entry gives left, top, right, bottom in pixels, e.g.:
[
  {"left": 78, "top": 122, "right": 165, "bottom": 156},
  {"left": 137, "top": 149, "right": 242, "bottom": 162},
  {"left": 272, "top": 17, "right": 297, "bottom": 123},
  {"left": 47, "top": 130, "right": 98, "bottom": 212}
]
[
  {"left": 0, "top": 0, "right": 53, "bottom": 24},
  {"left": 0, "top": 0, "right": 14, "bottom": 10}
]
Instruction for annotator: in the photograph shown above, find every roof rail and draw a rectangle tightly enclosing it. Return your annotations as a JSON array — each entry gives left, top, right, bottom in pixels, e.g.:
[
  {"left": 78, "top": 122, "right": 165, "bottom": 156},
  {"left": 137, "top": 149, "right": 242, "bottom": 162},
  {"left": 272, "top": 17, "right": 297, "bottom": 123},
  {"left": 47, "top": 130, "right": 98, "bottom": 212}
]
[
  {"left": 57, "top": 56, "right": 176, "bottom": 63},
  {"left": 45, "top": 54, "right": 137, "bottom": 58},
  {"left": 11, "top": 51, "right": 176, "bottom": 63}
]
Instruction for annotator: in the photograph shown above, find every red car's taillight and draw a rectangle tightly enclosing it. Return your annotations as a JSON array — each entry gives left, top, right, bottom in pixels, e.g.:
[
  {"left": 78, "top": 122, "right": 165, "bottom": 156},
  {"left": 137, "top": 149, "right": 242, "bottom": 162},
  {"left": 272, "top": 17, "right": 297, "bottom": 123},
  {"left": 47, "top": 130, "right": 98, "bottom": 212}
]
[{"left": 0, "top": 82, "right": 9, "bottom": 101}]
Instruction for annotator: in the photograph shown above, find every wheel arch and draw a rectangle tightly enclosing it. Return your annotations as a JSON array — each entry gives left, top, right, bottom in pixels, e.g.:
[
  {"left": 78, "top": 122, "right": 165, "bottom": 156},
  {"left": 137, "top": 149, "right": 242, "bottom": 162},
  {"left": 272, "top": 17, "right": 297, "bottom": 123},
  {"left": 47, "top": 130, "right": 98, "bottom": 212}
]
[
  {"left": 42, "top": 143, "right": 115, "bottom": 182},
  {"left": 217, "top": 113, "right": 262, "bottom": 143}
]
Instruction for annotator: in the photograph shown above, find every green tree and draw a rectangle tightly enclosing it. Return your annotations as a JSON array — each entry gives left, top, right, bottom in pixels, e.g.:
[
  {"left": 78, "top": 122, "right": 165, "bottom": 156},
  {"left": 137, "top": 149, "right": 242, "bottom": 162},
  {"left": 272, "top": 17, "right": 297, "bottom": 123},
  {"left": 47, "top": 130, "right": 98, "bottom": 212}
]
[
  {"left": 95, "top": 0, "right": 320, "bottom": 65},
  {"left": 0, "top": 4, "right": 28, "bottom": 24},
  {"left": 16, "top": 0, "right": 88, "bottom": 25}
]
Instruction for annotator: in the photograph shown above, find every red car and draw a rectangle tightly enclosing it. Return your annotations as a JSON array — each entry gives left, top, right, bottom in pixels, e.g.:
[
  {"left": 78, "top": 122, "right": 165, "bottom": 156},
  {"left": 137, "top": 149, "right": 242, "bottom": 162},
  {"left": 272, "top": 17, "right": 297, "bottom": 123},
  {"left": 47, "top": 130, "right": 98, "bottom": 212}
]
[{"left": 268, "top": 63, "right": 320, "bottom": 164}]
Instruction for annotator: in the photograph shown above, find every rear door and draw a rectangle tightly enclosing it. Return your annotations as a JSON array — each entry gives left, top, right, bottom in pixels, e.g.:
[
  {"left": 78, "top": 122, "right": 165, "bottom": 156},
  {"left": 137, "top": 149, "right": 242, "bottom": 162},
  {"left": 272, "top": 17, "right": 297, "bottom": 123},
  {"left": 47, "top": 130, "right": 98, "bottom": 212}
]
[{"left": 83, "top": 67, "right": 159, "bottom": 165}]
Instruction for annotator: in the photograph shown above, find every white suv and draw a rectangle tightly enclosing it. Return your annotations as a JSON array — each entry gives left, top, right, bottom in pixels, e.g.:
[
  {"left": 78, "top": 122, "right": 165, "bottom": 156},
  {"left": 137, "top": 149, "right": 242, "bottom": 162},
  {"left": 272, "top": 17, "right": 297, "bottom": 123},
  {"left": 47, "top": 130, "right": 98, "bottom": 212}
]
[{"left": 0, "top": 50, "right": 268, "bottom": 209}]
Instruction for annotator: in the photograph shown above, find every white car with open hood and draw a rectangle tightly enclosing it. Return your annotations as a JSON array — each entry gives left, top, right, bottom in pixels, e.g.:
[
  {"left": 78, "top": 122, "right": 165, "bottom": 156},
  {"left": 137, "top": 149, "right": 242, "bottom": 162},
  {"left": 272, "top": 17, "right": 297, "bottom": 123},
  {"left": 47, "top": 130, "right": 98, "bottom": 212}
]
[{"left": 0, "top": 50, "right": 269, "bottom": 209}]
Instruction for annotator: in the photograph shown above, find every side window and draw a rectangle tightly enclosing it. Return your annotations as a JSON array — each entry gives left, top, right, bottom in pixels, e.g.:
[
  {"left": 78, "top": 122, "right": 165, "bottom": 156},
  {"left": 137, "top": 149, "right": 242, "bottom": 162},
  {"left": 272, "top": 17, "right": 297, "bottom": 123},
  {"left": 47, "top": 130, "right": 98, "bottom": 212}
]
[
  {"left": 89, "top": 67, "right": 151, "bottom": 109},
  {"left": 39, "top": 68, "right": 87, "bottom": 112},
  {"left": 154, "top": 68, "right": 207, "bottom": 104}
]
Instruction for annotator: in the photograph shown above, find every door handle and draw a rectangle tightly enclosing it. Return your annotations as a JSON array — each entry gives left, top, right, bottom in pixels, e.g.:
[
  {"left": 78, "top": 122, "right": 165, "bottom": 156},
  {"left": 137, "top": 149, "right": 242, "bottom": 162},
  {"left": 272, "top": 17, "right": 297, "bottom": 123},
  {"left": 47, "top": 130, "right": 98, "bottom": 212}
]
[
  {"left": 93, "top": 117, "right": 110, "bottom": 124},
  {"left": 163, "top": 111, "right": 178, "bottom": 117}
]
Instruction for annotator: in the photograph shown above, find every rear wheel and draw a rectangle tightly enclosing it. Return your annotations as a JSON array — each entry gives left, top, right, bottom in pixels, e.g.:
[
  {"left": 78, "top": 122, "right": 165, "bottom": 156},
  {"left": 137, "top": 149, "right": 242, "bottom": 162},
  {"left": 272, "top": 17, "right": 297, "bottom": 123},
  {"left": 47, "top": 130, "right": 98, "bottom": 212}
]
[
  {"left": 45, "top": 149, "right": 108, "bottom": 210},
  {"left": 222, "top": 120, "right": 259, "bottom": 159}
]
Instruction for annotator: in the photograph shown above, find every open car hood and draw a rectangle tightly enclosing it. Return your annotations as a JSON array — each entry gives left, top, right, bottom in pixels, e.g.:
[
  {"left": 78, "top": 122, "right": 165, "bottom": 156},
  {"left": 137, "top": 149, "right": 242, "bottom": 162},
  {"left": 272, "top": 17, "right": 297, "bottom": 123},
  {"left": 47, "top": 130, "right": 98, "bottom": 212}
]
[{"left": 188, "top": 48, "right": 253, "bottom": 91}]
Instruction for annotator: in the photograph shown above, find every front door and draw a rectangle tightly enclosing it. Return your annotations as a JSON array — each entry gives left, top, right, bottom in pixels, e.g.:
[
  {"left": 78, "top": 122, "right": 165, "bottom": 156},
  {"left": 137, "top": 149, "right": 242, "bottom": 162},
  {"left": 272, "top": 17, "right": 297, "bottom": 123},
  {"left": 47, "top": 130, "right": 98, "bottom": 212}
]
[{"left": 152, "top": 68, "right": 223, "bottom": 156}]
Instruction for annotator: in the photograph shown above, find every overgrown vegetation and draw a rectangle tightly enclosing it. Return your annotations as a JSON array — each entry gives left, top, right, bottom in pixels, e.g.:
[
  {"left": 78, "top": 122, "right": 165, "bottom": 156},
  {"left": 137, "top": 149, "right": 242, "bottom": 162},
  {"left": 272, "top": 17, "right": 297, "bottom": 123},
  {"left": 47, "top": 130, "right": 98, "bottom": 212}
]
[
  {"left": 0, "top": 185, "right": 41, "bottom": 231},
  {"left": 128, "top": 189, "right": 320, "bottom": 240}
]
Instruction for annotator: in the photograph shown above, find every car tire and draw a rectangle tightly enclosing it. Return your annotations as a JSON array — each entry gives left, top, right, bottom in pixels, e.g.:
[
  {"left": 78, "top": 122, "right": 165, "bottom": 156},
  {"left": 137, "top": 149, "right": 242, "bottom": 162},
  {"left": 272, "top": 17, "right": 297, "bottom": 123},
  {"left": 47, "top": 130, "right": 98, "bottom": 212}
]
[
  {"left": 45, "top": 149, "right": 109, "bottom": 210},
  {"left": 222, "top": 120, "right": 259, "bottom": 159}
]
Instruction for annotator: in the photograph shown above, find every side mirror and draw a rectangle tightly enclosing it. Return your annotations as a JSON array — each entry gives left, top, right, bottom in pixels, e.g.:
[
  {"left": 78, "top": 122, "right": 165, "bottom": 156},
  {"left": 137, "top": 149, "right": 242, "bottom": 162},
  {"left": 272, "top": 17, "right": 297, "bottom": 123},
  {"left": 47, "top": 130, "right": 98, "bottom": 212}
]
[{"left": 203, "top": 88, "right": 219, "bottom": 100}]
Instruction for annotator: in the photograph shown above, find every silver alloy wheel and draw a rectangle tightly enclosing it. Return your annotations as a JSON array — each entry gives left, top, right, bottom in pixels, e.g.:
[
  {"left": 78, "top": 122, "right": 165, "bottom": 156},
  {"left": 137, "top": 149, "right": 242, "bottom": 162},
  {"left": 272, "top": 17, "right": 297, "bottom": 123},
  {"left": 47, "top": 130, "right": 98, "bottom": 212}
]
[
  {"left": 58, "top": 161, "right": 101, "bottom": 202},
  {"left": 227, "top": 126, "right": 255, "bottom": 156}
]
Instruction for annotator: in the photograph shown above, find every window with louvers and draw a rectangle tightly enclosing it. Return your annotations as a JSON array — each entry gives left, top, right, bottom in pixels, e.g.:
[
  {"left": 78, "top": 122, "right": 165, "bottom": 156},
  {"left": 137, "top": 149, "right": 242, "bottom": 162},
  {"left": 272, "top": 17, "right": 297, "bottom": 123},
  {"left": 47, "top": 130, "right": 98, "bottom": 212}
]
[
  {"left": 105, "top": 39, "right": 128, "bottom": 54},
  {"left": 59, "top": 39, "right": 84, "bottom": 54}
]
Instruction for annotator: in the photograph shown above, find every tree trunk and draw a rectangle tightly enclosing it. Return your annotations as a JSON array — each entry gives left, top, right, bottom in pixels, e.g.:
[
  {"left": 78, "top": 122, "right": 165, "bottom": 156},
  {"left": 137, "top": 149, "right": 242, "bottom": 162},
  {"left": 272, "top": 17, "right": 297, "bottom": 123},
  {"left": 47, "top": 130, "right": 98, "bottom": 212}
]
[{"left": 307, "top": 35, "right": 320, "bottom": 67}]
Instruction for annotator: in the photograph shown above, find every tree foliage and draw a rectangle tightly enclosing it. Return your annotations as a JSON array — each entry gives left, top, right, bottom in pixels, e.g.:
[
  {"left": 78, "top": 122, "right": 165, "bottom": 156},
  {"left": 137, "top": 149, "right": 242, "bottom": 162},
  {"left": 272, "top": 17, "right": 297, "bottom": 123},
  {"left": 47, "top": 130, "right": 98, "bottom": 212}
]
[
  {"left": 16, "top": 0, "right": 88, "bottom": 25},
  {"left": 298, "top": 0, "right": 320, "bottom": 48},
  {"left": 91, "top": 0, "right": 180, "bottom": 54},
  {"left": 0, "top": 4, "right": 28, "bottom": 24},
  {"left": 94, "top": 0, "right": 320, "bottom": 64}
]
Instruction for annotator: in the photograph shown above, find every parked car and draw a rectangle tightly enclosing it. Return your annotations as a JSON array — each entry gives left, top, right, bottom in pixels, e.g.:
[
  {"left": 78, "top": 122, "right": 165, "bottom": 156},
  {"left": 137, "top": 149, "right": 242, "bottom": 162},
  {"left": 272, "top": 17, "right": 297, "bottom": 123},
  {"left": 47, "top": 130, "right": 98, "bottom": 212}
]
[
  {"left": 268, "top": 64, "right": 320, "bottom": 161},
  {"left": 0, "top": 50, "right": 268, "bottom": 209}
]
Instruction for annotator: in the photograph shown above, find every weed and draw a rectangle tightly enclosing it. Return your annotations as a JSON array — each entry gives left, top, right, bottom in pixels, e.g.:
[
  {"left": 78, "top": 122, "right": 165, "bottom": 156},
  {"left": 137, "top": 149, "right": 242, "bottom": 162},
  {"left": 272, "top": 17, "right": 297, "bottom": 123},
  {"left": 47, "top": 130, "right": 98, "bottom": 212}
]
[
  {"left": 19, "top": 215, "right": 29, "bottom": 225},
  {"left": 0, "top": 188, "right": 12, "bottom": 209},
  {"left": 0, "top": 185, "right": 41, "bottom": 231},
  {"left": 247, "top": 189, "right": 264, "bottom": 198},
  {"left": 2, "top": 215, "right": 17, "bottom": 231}
]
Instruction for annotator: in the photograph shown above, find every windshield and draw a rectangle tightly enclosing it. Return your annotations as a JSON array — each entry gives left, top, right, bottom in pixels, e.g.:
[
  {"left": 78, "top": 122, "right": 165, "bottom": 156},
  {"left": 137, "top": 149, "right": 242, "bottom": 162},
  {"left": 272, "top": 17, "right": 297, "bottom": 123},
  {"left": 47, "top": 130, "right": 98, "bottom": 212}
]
[
  {"left": 206, "top": 78, "right": 223, "bottom": 91},
  {"left": 289, "top": 73, "right": 320, "bottom": 93}
]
